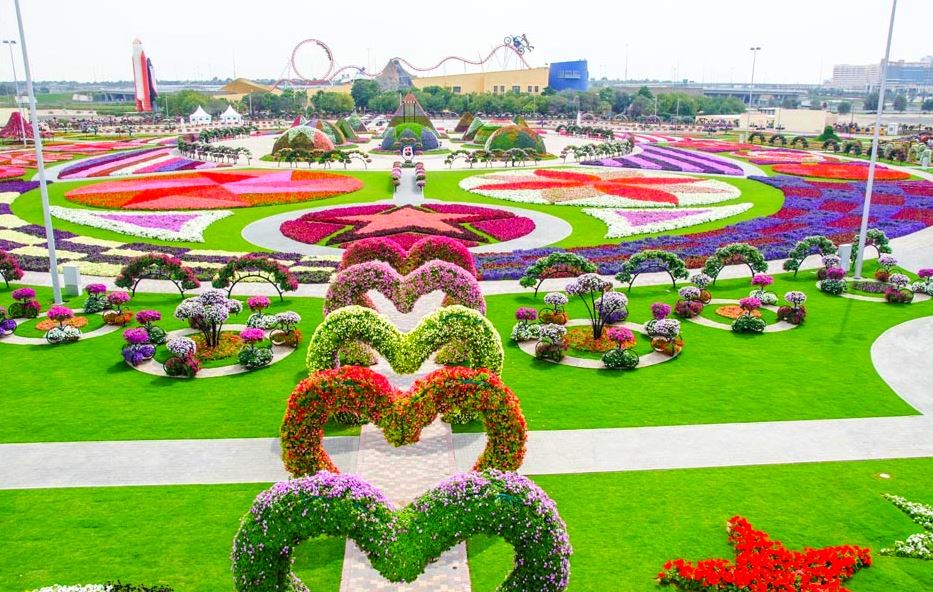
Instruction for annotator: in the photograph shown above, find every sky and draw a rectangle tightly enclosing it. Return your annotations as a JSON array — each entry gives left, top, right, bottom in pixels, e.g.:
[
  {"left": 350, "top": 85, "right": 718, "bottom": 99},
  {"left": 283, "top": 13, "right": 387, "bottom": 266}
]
[{"left": 0, "top": 0, "right": 929, "bottom": 85}]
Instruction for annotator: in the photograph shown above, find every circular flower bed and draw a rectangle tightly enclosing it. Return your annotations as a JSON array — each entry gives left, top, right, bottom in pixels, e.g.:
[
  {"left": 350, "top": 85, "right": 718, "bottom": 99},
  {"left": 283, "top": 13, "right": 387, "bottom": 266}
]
[
  {"left": 64, "top": 169, "right": 363, "bottom": 210},
  {"left": 280, "top": 203, "right": 535, "bottom": 248},
  {"left": 772, "top": 162, "right": 910, "bottom": 180}
]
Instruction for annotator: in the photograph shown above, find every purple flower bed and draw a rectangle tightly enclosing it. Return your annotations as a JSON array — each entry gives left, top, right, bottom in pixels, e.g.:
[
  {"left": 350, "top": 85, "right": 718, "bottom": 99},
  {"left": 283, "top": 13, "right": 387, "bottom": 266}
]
[
  {"left": 585, "top": 145, "right": 743, "bottom": 176},
  {"left": 472, "top": 175, "right": 933, "bottom": 280},
  {"left": 57, "top": 147, "right": 164, "bottom": 179}
]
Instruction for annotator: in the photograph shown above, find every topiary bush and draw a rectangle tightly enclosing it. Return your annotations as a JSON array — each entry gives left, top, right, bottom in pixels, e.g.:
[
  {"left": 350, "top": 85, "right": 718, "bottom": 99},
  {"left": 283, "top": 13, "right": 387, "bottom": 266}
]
[{"left": 338, "top": 236, "right": 477, "bottom": 277}]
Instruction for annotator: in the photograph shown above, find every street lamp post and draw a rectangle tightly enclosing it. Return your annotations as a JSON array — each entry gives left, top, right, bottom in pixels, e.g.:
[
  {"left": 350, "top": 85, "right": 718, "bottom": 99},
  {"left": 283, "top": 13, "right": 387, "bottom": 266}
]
[
  {"left": 747, "top": 47, "right": 761, "bottom": 110},
  {"left": 13, "top": 0, "right": 62, "bottom": 303},
  {"left": 2, "top": 39, "right": 26, "bottom": 145},
  {"left": 854, "top": 0, "right": 898, "bottom": 279}
]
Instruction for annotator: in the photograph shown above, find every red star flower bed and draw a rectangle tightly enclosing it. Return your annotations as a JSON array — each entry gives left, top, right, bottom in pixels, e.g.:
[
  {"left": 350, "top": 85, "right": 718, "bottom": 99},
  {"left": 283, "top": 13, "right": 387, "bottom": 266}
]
[
  {"left": 658, "top": 516, "right": 871, "bottom": 591},
  {"left": 280, "top": 203, "right": 535, "bottom": 248},
  {"left": 64, "top": 169, "right": 363, "bottom": 210},
  {"left": 772, "top": 162, "right": 911, "bottom": 180}
]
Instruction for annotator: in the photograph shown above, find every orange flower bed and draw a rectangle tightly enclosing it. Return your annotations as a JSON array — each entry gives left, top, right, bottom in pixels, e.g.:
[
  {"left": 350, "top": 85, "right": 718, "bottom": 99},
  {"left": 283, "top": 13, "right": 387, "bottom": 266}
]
[
  {"left": 565, "top": 325, "right": 619, "bottom": 353},
  {"left": 772, "top": 163, "right": 910, "bottom": 181},
  {"left": 35, "top": 316, "right": 88, "bottom": 331},
  {"left": 715, "top": 305, "right": 761, "bottom": 319},
  {"left": 191, "top": 331, "right": 243, "bottom": 361}
]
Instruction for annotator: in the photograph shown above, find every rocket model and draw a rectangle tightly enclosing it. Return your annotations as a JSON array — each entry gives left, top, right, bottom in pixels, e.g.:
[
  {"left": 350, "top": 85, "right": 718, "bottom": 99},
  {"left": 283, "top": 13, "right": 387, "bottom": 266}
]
[{"left": 132, "top": 39, "right": 158, "bottom": 112}]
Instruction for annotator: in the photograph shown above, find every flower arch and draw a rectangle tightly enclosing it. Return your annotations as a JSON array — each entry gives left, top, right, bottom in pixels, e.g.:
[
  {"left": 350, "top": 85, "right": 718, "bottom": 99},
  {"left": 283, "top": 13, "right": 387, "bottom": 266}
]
[
  {"left": 702, "top": 243, "right": 768, "bottom": 284},
  {"left": 614, "top": 249, "right": 688, "bottom": 291},
  {"left": 211, "top": 255, "right": 299, "bottom": 301},
  {"left": 520, "top": 252, "right": 598, "bottom": 298},
  {"left": 281, "top": 365, "right": 525, "bottom": 475},
  {"left": 782, "top": 235, "right": 837, "bottom": 276},
  {"left": 114, "top": 253, "right": 201, "bottom": 297},
  {"left": 851, "top": 228, "right": 892, "bottom": 262}
]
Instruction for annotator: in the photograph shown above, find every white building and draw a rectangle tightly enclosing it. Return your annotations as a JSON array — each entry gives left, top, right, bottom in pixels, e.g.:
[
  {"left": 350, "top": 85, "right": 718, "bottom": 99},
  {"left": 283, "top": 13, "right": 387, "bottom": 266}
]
[
  {"left": 189, "top": 105, "right": 212, "bottom": 125},
  {"left": 219, "top": 105, "right": 243, "bottom": 125},
  {"left": 831, "top": 64, "right": 881, "bottom": 91}
]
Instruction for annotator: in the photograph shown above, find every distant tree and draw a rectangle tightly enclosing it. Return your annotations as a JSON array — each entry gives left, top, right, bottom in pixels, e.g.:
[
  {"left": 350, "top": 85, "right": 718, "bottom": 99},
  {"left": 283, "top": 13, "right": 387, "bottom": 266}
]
[
  {"left": 781, "top": 96, "right": 799, "bottom": 109},
  {"left": 837, "top": 101, "right": 852, "bottom": 115},
  {"left": 893, "top": 94, "right": 908, "bottom": 112},
  {"left": 636, "top": 86, "right": 653, "bottom": 99},
  {"left": 627, "top": 95, "right": 655, "bottom": 118},
  {"left": 922, "top": 98, "right": 933, "bottom": 112},
  {"left": 864, "top": 92, "right": 880, "bottom": 111},
  {"left": 350, "top": 80, "right": 380, "bottom": 110}
]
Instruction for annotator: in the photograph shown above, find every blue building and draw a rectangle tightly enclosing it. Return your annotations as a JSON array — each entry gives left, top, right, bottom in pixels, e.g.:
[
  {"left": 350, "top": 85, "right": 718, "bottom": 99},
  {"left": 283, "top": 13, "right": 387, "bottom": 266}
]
[{"left": 548, "top": 60, "right": 589, "bottom": 92}]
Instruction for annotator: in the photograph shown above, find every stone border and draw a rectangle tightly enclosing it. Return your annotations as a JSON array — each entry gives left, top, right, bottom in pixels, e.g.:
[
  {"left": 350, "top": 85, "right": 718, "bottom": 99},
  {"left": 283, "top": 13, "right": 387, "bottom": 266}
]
[
  {"left": 0, "top": 308, "right": 121, "bottom": 346},
  {"left": 239, "top": 199, "right": 573, "bottom": 256},
  {"left": 815, "top": 280, "right": 932, "bottom": 304},
  {"left": 515, "top": 319, "right": 679, "bottom": 370},
  {"left": 683, "top": 298, "right": 799, "bottom": 333},
  {"left": 130, "top": 324, "right": 297, "bottom": 379}
]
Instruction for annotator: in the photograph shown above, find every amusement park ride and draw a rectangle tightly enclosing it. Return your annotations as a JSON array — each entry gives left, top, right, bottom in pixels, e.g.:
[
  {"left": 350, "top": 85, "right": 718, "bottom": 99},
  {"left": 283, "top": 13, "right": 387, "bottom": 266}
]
[{"left": 273, "top": 35, "right": 535, "bottom": 89}]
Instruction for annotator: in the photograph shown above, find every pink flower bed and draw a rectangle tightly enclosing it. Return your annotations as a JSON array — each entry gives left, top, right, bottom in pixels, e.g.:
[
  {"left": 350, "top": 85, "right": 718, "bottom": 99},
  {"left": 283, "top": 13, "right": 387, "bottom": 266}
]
[
  {"left": 473, "top": 217, "right": 536, "bottom": 240},
  {"left": 0, "top": 165, "right": 26, "bottom": 180}
]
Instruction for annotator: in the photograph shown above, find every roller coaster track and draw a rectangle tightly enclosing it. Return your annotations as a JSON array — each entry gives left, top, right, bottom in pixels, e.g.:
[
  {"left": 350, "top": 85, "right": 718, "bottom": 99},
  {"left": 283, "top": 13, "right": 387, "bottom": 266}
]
[{"left": 387, "top": 44, "right": 532, "bottom": 73}]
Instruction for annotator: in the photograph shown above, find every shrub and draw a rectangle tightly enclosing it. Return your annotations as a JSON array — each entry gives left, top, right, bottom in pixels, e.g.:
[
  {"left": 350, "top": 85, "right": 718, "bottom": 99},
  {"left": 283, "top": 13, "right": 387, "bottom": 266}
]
[
  {"left": 602, "top": 347, "right": 639, "bottom": 370},
  {"left": 281, "top": 365, "right": 526, "bottom": 475},
  {"left": 0, "top": 249, "right": 25, "bottom": 288},
  {"left": 83, "top": 283, "right": 109, "bottom": 313},
  {"left": 306, "top": 305, "right": 503, "bottom": 374},
  {"left": 231, "top": 470, "right": 571, "bottom": 592},
  {"left": 9, "top": 286, "right": 41, "bottom": 318}
]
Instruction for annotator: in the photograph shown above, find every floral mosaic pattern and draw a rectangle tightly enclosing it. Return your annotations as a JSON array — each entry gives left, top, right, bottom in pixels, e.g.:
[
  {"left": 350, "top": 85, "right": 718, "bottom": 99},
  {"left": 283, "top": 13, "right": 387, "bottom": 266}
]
[
  {"left": 582, "top": 203, "right": 753, "bottom": 238},
  {"left": 584, "top": 145, "right": 744, "bottom": 175},
  {"left": 732, "top": 148, "right": 834, "bottom": 165},
  {"left": 460, "top": 168, "right": 742, "bottom": 207},
  {"left": 773, "top": 162, "right": 911, "bottom": 180},
  {"left": 48, "top": 205, "right": 232, "bottom": 242},
  {"left": 64, "top": 169, "right": 363, "bottom": 210}
]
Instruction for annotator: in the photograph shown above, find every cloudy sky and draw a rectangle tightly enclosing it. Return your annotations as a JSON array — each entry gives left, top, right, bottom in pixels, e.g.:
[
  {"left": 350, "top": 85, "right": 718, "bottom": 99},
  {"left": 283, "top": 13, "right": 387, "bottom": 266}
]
[{"left": 0, "top": 0, "right": 928, "bottom": 84}]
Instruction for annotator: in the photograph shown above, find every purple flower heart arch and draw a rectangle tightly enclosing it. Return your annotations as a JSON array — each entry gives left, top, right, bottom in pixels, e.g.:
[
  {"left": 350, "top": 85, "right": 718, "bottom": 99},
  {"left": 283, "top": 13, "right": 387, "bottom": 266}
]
[
  {"left": 323, "top": 260, "right": 486, "bottom": 315},
  {"left": 231, "top": 471, "right": 572, "bottom": 592}
]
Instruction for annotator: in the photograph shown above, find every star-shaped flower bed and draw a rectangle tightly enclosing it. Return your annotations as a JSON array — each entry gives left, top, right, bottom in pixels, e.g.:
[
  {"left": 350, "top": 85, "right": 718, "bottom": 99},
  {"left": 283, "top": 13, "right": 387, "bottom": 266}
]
[
  {"left": 280, "top": 203, "right": 535, "bottom": 248},
  {"left": 657, "top": 516, "right": 871, "bottom": 591},
  {"left": 64, "top": 169, "right": 363, "bottom": 210},
  {"left": 459, "top": 168, "right": 741, "bottom": 208}
]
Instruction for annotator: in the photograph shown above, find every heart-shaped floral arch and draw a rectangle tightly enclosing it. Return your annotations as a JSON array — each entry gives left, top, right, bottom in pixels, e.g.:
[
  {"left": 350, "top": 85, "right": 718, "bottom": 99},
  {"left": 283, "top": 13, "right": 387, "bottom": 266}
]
[
  {"left": 231, "top": 471, "right": 572, "bottom": 592},
  {"left": 281, "top": 365, "right": 526, "bottom": 475}
]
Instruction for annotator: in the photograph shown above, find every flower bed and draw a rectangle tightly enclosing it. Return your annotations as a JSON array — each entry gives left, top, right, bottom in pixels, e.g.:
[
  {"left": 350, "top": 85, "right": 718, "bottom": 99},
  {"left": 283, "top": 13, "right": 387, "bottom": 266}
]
[
  {"left": 49, "top": 206, "right": 232, "bottom": 242},
  {"left": 585, "top": 145, "right": 744, "bottom": 175},
  {"left": 732, "top": 148, "right": 833, "bottom": 165},
  {"left": 339, "top": 235, "right": 477, "bottom": 277},
  {"left": 880, "top": 494, "right": 933, "bottom": 560},
  {"left": 0, "top": 165, "right": 26, "bottom": 180},
  {"left": 231, "top": 470, "right": 571, "bottom": 592},
  {"left": 280, "top": 203, "right": 535, "bottom": 248},
  {"left": 281, "top": 365, "right": 526, "bottom": 475},
  {"left": 57, "top": 147, "right": 169, "bottom": 179},
  {"left": 64, "top": 169, "right": 363, "bottom": 210},
  {"left": 583, "top": 203, "right": 752, "bottom": 238},
  {"left": 460, "top": 168, "right": 742, "bottom": 207},
  {"left": 772, "top": 162, "right": 910, "bottom": 180}
]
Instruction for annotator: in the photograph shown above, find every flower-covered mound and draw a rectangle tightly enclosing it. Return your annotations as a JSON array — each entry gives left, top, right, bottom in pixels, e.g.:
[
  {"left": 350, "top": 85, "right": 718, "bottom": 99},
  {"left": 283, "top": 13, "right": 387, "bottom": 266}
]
[
  {"left": 271, "top": 125, "right": 336, "bottom": 154},
  {"left": 658, "top": 516, "right": 871, "bottom": 591},
  {"left": 48, "top": 206, "right": 232, "bottom": 242},
  {"left": 583, "top": 203, "right": 753, "bottom": 238},
  {"left": 472, "top": 175, "right": 933, "bottom": 280},
  {"left": 585, "top": 145, "right": 743, "bottom": 175},
  {"left": 281, "top": 365, "right": 525, "bottom": 475},
  {"left": 280, "top": 203, "right": 535, "bottom": 248},
  {"left": 773, "top": 162, "right": 911, "bottom": 180},
  {"left": 484, "top": 124, "right": 546, "bottom": 153},
  {"left": 64, "top": 169, "right": 363, "bottom": 210},
  {"left": 460, "top": 168, "right": 741, "bottom": 207},
  {"left": 231, "top": 470, "right": 571, "bottom": 592},
  {"left": 339, "top": 236, "right": 477, "bottom": 277}
]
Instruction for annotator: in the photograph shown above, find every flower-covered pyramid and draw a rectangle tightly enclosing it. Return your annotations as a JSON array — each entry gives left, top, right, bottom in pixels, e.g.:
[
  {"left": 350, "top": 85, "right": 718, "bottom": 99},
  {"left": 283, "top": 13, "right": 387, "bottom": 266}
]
[{"left": 65, "top": 169, "right": 363, "bottom": 210}]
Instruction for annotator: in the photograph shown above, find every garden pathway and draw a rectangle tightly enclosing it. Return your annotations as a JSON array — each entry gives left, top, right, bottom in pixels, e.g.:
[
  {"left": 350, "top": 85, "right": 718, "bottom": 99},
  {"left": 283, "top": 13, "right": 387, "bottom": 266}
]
[{"left": 3, "top": 315, "right": 932, "bottom": 490}]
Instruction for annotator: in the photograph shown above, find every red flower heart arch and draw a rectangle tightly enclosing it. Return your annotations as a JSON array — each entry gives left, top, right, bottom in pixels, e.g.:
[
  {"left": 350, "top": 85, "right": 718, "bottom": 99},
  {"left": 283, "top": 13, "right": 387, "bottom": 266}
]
[{"left": 280, "top": 365, "right": 526, "bottom": 476}]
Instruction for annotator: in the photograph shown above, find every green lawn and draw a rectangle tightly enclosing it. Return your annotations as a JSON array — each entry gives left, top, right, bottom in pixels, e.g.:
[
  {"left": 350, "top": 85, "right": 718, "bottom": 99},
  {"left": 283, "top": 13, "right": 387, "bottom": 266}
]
[
  {"left": 1, "top": 265, "right": 926, "bottom": 443},
  {"left": 2, "top": 458, "right": 931, "bottom": 591}
]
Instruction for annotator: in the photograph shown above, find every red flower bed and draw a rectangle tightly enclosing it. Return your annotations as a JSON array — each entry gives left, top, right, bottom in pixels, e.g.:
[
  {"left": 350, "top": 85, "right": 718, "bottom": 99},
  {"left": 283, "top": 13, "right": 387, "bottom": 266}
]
[
  {"left": 773, "top": 163, "right": 911, "bottom": 180},
  {"left": 280, "top": 365, "right": 526, "bottom": 476},
  {"left": 894, "top": 207, "right": 933, "bottom": 225},
  {"left": 657, "top": 516, "right": 871, "bottom": 591},
  {"left": 820, "top": 200, "right": 858, "bottom": 213}
]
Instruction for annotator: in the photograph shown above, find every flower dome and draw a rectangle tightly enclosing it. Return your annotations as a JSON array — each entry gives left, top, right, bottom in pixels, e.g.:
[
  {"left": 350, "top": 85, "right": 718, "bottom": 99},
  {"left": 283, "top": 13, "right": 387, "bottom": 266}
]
[
  {"left": 484, "top": 125, "right": 546, "bottom": 154},
  {"left": 272, "top": 126, "right": 335, "bottom": 154}
]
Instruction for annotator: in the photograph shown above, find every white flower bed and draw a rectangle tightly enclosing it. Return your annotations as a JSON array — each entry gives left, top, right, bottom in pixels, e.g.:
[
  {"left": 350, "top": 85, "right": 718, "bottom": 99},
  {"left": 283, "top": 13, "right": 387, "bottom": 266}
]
[
  {"left": 49, "top": 206, "right": 233, "bottom": 242},
  {"left": 581, "top": 203, "right": 753, "bottom": 238},
  {"left": 31, "top": 586, "right": 109, "bottom": 592}
]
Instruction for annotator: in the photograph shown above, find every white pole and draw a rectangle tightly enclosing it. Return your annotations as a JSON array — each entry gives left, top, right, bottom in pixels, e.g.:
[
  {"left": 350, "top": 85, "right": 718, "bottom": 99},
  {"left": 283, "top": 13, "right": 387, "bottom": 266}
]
[
  {"left": 854, "top": 0, "right": 897, "bottom": 279},
  {"left": 14, "top": 0, "right": 61, "bottom": 303}
]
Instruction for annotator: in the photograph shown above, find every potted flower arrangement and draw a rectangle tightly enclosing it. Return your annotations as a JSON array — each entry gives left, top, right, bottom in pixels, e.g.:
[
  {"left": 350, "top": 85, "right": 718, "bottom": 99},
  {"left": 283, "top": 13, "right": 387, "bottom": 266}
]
[
  {"left": 122, "top": 327, "right": 156, "bottom": 366},
  {"left": 83, "top": 283, "right": 109, "bottom": 313},
  {"left": 44, "top": 305, "right": 81, "bottom": 344},
  {"left": 163, "top": 336, "right": 201, "bottom": 377},
  {"left": 645, "top": 303, "right": 683, "bottom": 356},
  {"left": 674, "top": 286, "right": 704, "bottom": 318},
  {"left": 565, "top": 274, "right": 626, "bottom": 340},
  {"left": 596, "top": 291, "right": 629, "bottom": 325},
  {"left": 135, "top": 310, "right": 166, "bottom": 344},
  {"left": 732, "top": 296, "right": 767, "bottom": 333},
  {"left": 9, "top": 287, "right": 41, "bottom": 319},
  {"left": 103, "top": 291, "right": 132, "bottom": 326},
  {"left": 777, "top": 291, "right": 807, "bottom": 325},
  {"left": 174, "top": 289, "right": 242, "bottom": 347},
  {"left": 535, "top": 323, "right": 568, "bottom": 362},
  {"left": 601, "top": 326, "right": 639, "bottom": 370},
  {"left": 269, "top": 311, "right": 302, "bottom": 348},
  {"left": 0, "top": 305, "right": 16, "bottom": 336},
  {"left": 911, "top": 268, "right": 933, "bottom": 296},
  {"left": 884, "top": 273, "right": 914, "bottom": 303},
  {"left": 246, "top": 295, "right": 276, "bottom": 329},
  {"left": 540, "top": 292, "right": 568, "bottom": 324},
  {"left": 510, "top": 307, "right": 540, "bottom": 342},
  {"left": 819, "top": 266, "right": 847, "bottom": 295},
  {"left": 875, "top": 254, "right": 897, "bottom": 282},
  {"left": 749, "top": 273, "right": 777, "bottom": 305},
  {"left": 817, "top": 254, "right": 842, "bottom": 281},
  {"left": 237, "top": 327, "right": 273, "bottom": 370},
  {"left": 691, "top": 273, "right": 713, "bottom": 303}
]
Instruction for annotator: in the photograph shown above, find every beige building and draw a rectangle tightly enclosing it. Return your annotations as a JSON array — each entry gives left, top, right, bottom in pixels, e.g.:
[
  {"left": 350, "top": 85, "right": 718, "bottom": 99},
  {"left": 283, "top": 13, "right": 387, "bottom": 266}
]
[{"left": 331, "top": 67, "right": 551, "bottom": 96}]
